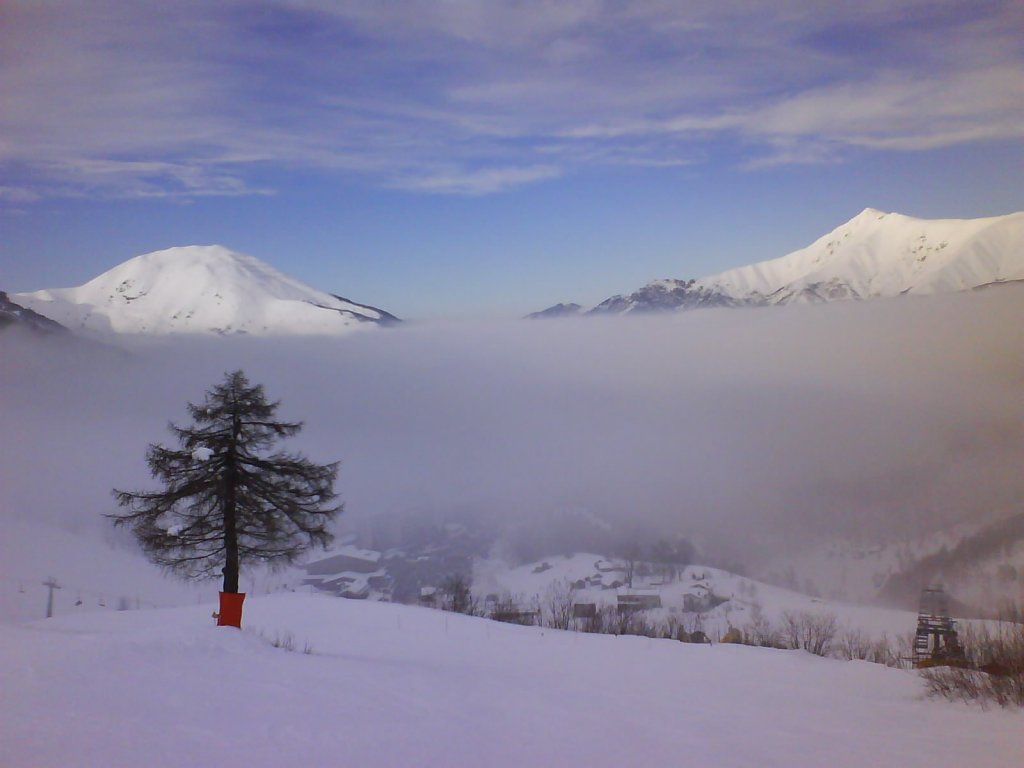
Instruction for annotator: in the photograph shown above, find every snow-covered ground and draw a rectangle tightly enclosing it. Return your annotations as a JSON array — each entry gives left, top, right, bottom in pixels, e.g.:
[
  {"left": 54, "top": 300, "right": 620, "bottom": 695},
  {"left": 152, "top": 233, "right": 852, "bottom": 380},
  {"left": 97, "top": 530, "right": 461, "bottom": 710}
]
[
  {"left": 2, "top": 593, "right": 1021, "bottom": 768},
  {"left": 0, "top": 517, "right": 295, "bottom": 623}
]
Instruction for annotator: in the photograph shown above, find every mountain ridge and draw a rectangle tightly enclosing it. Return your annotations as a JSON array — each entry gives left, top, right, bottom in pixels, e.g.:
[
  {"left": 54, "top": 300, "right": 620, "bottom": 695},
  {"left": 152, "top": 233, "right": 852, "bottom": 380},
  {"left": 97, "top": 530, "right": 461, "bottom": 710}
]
[{"left": 536, "top": 208, "right": 1024, "bottom": 316}]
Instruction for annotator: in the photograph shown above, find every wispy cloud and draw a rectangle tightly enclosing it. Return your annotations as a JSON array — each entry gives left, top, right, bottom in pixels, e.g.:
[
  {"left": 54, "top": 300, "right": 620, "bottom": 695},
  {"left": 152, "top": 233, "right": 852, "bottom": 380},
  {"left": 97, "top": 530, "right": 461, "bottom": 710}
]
[
  {"left": 392, "top": 165, "right": 562, "bottom": 195},
  {"left": 0, "top": 186, "right": 41, "bottom": 204},
  {"left": 33, "top": 159, "right": 275, "bottom": 200},
  {"left": 1, "top": 1, "right": 1022, "bottom": 200}
]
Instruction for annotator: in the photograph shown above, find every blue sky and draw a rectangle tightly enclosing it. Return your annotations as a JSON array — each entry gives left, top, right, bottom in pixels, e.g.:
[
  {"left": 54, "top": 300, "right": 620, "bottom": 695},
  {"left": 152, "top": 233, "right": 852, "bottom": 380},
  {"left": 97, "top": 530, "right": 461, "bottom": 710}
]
[{"left": 1, "top": 0, "right": 1022, "bottom": 317}]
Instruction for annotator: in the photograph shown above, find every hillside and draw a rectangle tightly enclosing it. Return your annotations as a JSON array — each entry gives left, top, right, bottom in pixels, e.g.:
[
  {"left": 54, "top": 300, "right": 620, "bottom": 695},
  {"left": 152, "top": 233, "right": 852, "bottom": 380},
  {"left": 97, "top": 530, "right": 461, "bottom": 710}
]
[
  {"left": 474, "top": 553, "right": 918, "bottom": 640},
  {"left": 879, "top": 511, "right": 1024, "bottom": 614},
  {"left": 12, "top": 245, "right": 399, "bottom": 336}
]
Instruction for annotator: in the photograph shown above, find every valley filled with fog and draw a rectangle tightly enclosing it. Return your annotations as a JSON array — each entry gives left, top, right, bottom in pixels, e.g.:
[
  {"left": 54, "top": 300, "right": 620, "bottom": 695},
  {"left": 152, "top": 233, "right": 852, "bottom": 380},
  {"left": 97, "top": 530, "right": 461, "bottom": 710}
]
[{"left": 3, "top": 285, "right": 1023, "bottom": 609}]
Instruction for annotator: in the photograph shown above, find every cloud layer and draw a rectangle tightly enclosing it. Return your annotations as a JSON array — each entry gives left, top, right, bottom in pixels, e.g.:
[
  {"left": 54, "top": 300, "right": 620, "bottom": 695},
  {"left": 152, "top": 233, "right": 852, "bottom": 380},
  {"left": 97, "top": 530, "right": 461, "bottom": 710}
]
[
  {"left": 2, "top": 286, "right": 1022, "bottom": 575},
  {"left": 2, "top": 1, "right": 1022, "bottom": 199}
]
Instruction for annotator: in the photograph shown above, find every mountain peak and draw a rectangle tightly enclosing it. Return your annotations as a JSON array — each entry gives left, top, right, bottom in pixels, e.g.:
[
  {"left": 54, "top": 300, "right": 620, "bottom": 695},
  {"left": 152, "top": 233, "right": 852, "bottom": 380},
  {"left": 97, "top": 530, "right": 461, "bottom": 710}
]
[
  {"left": 14, "top": 246, "right": 400, "bottom": 336},
  {"left": 854, "top": 207, "right": 888, "bottom": 219},
  {"left": 534, "top": 208, "right": 1024, "bottom": 316},
  {"left": 699, "top": 208, "right": 1024, "bottom": 303},
  {"left": 122, "top": 244, "right": 240, "bottom": 268}
]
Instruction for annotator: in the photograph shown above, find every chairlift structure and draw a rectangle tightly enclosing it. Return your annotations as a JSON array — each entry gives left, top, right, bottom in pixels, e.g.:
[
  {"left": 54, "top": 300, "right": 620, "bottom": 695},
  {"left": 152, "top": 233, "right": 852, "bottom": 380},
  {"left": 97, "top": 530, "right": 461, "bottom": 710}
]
[{"left": 912, "top": 585, "right": 965, "bottom": 668}]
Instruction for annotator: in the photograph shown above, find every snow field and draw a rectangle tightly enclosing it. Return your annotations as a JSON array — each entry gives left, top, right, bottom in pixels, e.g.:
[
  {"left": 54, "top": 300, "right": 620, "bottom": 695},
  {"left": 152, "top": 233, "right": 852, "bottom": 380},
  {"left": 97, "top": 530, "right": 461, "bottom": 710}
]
[{"left": 2, "top": 593, "right": 1022, "bottom": 767}]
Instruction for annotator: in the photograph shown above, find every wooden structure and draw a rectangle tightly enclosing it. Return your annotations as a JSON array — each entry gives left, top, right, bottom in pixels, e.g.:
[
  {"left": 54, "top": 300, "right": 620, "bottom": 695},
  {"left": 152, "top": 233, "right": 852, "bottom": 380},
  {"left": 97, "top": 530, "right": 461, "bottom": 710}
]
[
  {"left": 912, "top": 585, "right": 965, "bottom": 668},
  {"left": 617, "top": 591, "right": 662, "bottom": 614},
  {"left": 572, "top": 602, "right": 597, "bottom": 620},
  {"left": 490, "top": 602, "right": 539, "bottom": 625}
]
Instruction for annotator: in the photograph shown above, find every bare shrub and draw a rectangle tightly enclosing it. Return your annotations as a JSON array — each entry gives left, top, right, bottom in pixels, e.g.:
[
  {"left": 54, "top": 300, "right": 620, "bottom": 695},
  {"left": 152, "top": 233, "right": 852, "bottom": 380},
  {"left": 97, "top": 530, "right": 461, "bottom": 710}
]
[
  {"left": 595, "top": 606, "right": 660, "bottom": 638},
  {"left": 661, "top": 613, "right": 684, "bottom": 642},
  {"left": 873, "top": 633, "right": 902, "bottom": 668},
  {"left": 922, "top": 612, "right": 1024, "bottom": 708},
  {"left": 272, "top": 631, "right": 296, "bottom": 652},
  {"left": 248, "top": 628, "right": 314, "bottom": 655},
  {"left": 780, "top": 610, "right": 838, "bottom": 656},
  {"left": 440, "top": 573, "right": 479, "bottom": 616},
  {"left": 489, "top": 594, "right": 538, "bottom": 625},
  {"left": 744, "top": 603, "right": 783, "bottom": 648},
  {"left": 921, "top": 665, "right": 987, "bottom": 707},
  {"left": 886, "top": 632, "right": 916, "bottom": 670},
  {"left": 541, "top": 579, "right": 577, "bottom": 630},
  {"left": 837, "top": 627, "right": 873, "bottom": 660},
  {"left": 579, "top": 604, "right": 616, "bottom": 634}
]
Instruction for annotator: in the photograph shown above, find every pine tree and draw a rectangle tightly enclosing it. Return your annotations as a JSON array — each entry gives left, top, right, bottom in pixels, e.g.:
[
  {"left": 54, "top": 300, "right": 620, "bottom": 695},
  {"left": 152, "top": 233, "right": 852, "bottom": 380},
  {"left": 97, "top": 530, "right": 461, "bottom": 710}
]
[{"left": 110, "top": 370, "right": 341, "bottom": 594}]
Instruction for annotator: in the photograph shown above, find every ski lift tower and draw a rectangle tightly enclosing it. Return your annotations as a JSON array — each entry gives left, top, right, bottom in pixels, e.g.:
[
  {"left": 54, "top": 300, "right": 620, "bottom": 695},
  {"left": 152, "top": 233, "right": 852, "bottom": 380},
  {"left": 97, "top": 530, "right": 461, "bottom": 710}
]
[{"left": 913, "top": 585, "right": 964, "bottom": 668}]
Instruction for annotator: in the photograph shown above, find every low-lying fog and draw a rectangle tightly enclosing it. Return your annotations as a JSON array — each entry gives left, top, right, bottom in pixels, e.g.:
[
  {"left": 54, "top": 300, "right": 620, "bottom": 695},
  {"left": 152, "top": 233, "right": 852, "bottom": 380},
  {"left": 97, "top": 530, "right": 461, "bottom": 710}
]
[{"left": 2, "top": 286, "right": 1023, "bottom": 584}]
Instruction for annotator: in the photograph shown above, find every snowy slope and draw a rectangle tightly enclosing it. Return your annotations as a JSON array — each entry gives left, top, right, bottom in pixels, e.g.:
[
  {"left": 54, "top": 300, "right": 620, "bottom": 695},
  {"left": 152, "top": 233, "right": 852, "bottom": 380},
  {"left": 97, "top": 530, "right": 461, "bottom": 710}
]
[
  {"left": 12, "top": 245, "right": 399, "bottom": 336},
  {"left": 702, "top": 208, "right": 1024, "bottom": 304},
  {"left": 0, "top": 518, "right": 212, "bottom": 622},
  {"left": 3, "top": 594, "right": 1022, "bottom": 768},
  {"left": 558, "top": 209, "right": 1024, "bottom": 315},
  {"left": 524, "top": 302, "right": 584, "bottom": 319},
  {"left": 0, "top": 291, "right": 67, "bottom": 334}
]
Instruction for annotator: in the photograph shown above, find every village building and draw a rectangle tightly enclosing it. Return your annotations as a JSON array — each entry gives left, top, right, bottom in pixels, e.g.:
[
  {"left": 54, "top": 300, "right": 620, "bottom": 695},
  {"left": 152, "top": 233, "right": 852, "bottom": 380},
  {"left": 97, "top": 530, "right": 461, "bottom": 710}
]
[{"left": 302, "top": 545, "right": 391, "bottom": 600}]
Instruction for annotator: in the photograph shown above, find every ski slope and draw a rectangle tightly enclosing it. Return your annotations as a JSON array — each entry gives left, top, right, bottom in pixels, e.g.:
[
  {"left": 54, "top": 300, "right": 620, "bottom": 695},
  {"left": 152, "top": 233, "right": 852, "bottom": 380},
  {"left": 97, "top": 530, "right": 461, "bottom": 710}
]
[{"left": 2, "top": 593, "right": 1021, "bottom": 768}]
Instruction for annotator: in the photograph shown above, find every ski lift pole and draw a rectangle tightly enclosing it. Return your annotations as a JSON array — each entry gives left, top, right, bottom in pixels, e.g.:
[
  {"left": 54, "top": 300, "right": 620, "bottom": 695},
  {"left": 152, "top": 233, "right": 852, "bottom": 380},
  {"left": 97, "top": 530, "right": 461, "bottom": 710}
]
[{"left": 42, "top": 577, "right": 61, "bottom": 619}]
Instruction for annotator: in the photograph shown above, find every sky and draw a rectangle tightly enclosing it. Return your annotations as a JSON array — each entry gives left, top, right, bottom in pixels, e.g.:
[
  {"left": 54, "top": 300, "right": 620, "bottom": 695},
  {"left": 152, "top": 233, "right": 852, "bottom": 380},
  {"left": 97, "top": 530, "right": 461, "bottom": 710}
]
[{"left": 1, "top": 0, "right": 1023, "bottom": 317}]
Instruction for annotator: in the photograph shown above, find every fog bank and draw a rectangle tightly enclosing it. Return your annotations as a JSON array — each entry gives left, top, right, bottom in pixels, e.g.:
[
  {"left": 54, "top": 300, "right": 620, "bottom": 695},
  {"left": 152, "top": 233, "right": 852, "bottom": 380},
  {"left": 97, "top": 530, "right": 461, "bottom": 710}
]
[{"left": 2, "top": 286, "right": 1022, "bottom": 575}]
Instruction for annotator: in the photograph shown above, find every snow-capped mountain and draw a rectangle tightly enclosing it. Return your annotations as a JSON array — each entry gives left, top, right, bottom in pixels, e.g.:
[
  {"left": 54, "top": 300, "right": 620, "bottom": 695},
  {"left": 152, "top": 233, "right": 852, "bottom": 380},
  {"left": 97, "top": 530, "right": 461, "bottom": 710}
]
[
  {"left": 13, "top": 245, "right": 399, "bottom": 336},
  {"left": 540, "top": 209, "right": 1024, "bottom": 315},
  {"left": 702, "top": 208, "right": 1024, "bottom": 304},
  {"left": 589, "top": 279, "right": 739, "bottom": 314}
]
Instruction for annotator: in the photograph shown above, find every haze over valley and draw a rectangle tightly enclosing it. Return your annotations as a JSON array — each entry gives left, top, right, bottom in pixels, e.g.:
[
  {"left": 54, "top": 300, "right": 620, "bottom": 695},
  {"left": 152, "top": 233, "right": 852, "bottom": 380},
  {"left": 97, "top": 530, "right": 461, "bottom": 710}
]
[{"left": 4, "top": 222, "right": 1024, "bottom": 616}]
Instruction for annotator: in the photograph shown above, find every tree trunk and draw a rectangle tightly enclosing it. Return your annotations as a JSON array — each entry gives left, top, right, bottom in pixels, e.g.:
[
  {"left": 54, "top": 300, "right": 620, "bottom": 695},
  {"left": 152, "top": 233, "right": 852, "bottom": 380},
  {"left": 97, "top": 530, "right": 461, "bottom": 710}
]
[
  {"left": 222, "top": 408, "right": 241, "bottom": 594},
  {"left": 222, "top": 502, "right": 239, "bottom": 593}
]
